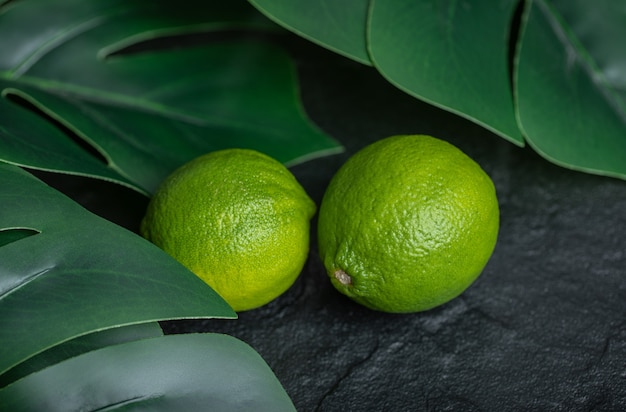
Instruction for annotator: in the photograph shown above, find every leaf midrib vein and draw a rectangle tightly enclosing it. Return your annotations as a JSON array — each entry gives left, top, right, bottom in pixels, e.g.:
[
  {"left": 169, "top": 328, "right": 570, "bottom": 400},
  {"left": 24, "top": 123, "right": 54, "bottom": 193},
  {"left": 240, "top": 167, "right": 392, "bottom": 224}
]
[
  {"left": 7, "top": 16, "right": 107, "bottom": 80},
  {"left": 4, "top": 74, "right": 289, "bottom": 136},
  {"left": 537, "top": 0, "right": 626, "bottom": 119}
]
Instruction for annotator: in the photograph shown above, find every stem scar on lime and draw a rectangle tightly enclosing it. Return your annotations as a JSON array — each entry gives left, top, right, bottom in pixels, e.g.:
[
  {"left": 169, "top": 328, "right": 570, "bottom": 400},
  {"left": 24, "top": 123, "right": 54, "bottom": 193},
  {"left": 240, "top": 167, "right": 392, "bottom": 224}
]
[{"left": 334, "top": 269, "right": 352, "bottom": 285}]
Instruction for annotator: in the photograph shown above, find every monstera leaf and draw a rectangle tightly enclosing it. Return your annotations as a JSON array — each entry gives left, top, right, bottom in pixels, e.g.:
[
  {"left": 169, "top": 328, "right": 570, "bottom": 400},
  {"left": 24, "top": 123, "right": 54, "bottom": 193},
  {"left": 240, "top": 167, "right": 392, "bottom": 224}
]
[
  {"left": 515, "top": 0, "right": 626, "bottom": 179},
  {"left": 248, "top": 0, "right": 626, "bottom": 179},
  {"left": 0, "top": 164, "right": 295, "bottom": 409},
  {"left": 0, "top": 0, "right": 341, "bottom": 195},
  {"left": 0, "top": 334, "right": 296, "bottom": 411},
  {"left": 248, "top": 0, "right": 371, "bottom": 65},
  {"left": 0, "top": 163, "right": 235, "bottom": 381},
  {"left": 0, "top": 323, "right": 164, "bottom": 387}
]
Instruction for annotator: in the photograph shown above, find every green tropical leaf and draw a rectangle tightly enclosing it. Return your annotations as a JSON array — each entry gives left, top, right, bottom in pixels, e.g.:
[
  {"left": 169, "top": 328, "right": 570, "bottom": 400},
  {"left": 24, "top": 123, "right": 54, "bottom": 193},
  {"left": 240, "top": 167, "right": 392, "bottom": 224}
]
[
  {"left": 248, "top": 0, "right": 372, "bottom": 65},
  {"left": 0, "top": 0, "right": 341, "bottom": 194},
  {"left": 247, "top": 0, "right": 522, "bottom": 144},
  {"left": 0, "top": 228, "right": 39, "bottom": 248},
  {"left": 515, "top": 0, "right": 626, "bottom": 179},
  {"left": 368, "top": 0, "right": 523, "bottom": 145},
  {"left": 0, "top": 163, "right": 236, "bottom": 377},
  {"left": 0, "top": 323, "right": 163, "bottom": 387},
  {"left": 0, "top": 333, "right": 296, "bottom": 412},
  {"left": 248, "top": 0, "right": 626, "bottom": 180}
]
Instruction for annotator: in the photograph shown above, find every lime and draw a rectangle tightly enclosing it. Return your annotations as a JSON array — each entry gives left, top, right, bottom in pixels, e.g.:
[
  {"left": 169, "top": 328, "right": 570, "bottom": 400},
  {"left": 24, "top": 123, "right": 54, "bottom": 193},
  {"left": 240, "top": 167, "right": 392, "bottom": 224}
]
[
  {"left": 317, "top": 135, "right": 499, "bottom": 313},
  {"left": 140, "top": 148, "right": 316, "bottom": 312}
]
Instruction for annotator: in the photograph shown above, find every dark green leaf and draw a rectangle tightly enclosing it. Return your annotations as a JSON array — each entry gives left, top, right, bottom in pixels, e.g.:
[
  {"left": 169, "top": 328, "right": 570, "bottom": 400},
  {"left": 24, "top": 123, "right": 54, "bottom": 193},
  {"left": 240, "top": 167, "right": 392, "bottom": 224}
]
[
  {"left": 248, "top": 0, "right": 371, "bottom": 65},
  {"left": 515, "top": 0, "right": 626, "bottom": 178},
  {"left": 0, "top": 88, "right": 139, "bottom": 190},
  {"left": 0, "top": 323, "right": 163, "bottom": 387},
  {"left": 249, "top": 0, "right": 626, "bottom": 179},
  {"left": 0, "top": 163, "right": 236, "bottom": 377},
  {"left": 0, "top": 228, "right": 39, "bottom": 248},
  {"left": 0, "top": 333, "right": 296, "bottom": 412},
  {"left": 0, "top": 0, "right": 341, "bottom": 194},
  {"left": 368, "top": 0, "right": 523, "bottom": 145}
]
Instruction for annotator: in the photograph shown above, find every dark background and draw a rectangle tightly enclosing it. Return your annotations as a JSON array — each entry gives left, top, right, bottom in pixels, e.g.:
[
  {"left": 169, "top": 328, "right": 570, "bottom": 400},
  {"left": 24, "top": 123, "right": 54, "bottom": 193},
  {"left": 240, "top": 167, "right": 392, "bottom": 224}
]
[{"left": 37, "top": 32, "right": 626, "bottom": 411}]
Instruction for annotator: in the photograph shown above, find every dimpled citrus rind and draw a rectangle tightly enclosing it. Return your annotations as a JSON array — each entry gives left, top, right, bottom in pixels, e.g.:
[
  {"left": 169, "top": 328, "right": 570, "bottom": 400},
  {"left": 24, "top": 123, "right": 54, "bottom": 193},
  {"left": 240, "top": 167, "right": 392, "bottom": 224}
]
[
  {"left": 317, "top": 135, "right": 499, "bottom": 313},
  {"left": 141, "top": 148, "right": 316, "bottom": 312}
]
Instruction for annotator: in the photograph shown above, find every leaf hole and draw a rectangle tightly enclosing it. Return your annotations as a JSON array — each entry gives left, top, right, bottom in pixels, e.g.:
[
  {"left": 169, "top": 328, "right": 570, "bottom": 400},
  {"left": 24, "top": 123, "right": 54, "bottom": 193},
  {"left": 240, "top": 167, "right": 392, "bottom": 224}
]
[
  {"left": 4, "top": 92, "right": 109, "bottom": 166},
  {"left": 0, "top": 0, "right": 16, "bottom": 14},
  {"left": 507, "top": 0, "right": 526, "bottom": 89},
  {"left": 0, "top": 228, "right": 40, "bottom": 248},
  {"left": 104, "top": 29, "right": 279, "bottom": 59}
]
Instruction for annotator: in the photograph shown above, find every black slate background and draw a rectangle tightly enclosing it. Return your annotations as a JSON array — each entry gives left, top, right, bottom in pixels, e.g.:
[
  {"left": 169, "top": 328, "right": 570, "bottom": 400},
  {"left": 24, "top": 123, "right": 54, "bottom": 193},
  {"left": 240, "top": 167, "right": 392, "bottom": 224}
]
[{"left": 39, "top": 34, "right": 626, "bottom": 411}]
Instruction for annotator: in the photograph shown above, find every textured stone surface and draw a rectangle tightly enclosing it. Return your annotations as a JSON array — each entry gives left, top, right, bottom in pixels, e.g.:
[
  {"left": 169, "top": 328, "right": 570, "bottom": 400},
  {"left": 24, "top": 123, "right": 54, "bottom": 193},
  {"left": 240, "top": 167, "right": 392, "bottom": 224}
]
[
  {"left": 170, "top": 41, "right": 626, "bottom": 411},
  {"left": 45, "top": 36, "right": 626, "bottom": 411}
]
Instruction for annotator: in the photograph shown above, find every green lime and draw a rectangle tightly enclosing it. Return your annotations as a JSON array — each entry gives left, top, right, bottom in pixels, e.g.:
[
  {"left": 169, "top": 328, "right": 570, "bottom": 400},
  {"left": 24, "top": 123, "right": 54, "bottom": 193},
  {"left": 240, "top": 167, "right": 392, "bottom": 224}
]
[
  {"left": 317, "top": 135, "right": 499, "bottom": 313},
  {"left": 140, "top": 148, "right": 316, "bottom": 312}
]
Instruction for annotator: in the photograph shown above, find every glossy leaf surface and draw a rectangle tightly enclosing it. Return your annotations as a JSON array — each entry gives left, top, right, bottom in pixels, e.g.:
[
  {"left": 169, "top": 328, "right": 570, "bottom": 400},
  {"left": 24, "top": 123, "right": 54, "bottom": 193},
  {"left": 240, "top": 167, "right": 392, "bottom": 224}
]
[
  {"left": 249, "top": 0, "right": 371, "bottom": 64},
  {"left": 0, "top": 0, "right": 341, "bottom": 194},
  {"left": 515, "top": 0, "right": 626, "bottom": 178},
  {"left": 368, "top": 0, "right": 523, "bottom": 145},
  {"left": 0, "top": 163, "right": 236, "bottom": 377},
  {"left": 0, "top": 323, "right": 163, "bottom": 387},
  {"left": 249, "top": 0, "right": 626, "bottom": 179},
  {"left": 249, "top": 0, "right": 523, "bottom": 144},
  {"left": 0, "top": 333, "right": 296, "bottom": 412}
]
